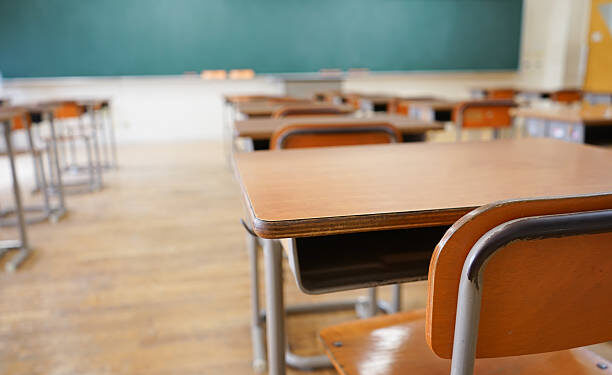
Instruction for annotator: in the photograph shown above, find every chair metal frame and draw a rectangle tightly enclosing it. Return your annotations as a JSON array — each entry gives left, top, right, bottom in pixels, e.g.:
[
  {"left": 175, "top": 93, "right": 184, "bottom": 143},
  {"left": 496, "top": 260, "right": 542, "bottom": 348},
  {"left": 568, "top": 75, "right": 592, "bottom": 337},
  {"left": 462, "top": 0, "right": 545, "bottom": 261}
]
[{"left": 450, "top": 209, "right": 612, "bottom": 375}]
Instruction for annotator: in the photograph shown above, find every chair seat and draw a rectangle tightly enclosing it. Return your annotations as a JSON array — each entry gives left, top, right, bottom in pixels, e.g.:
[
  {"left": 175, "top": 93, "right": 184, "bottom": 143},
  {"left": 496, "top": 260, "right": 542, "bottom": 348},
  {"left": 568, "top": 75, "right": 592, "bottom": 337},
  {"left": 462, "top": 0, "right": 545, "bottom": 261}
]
[{"left": 320, "top": 310, "right": 610, "bottom": 375}]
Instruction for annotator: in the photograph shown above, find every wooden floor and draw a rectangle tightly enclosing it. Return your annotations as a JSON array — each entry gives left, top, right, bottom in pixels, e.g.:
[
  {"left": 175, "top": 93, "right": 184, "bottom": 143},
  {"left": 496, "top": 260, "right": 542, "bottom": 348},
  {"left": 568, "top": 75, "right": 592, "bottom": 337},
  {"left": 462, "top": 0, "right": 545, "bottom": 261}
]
[{"left": 0, "top": 141, "right": 609, "bottom": 374}]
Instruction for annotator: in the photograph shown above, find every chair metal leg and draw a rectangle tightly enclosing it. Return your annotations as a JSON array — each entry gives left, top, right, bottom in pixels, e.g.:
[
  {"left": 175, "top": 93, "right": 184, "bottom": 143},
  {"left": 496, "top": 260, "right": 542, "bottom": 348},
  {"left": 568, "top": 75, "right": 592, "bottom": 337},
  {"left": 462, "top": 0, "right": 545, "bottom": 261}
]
[
  {"left": 263, "top": 239, "right": 286, "bottom": 375},
  {"left": 46, "top": 113, "right": 67, "bottom": 214},
  {"left": 391, "top": 284, "right": 401, "bottom": 313},
  {"left": 88, "top": 106, "right": 104, "bottom": 188}
]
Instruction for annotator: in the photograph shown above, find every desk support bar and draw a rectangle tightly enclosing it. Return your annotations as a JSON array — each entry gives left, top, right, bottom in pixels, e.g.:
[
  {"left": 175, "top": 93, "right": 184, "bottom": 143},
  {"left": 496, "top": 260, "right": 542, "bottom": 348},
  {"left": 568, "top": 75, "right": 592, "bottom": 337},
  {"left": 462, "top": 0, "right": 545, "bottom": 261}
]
[{"left": 451, "top": 209, "right": 612, "bottom": 375}]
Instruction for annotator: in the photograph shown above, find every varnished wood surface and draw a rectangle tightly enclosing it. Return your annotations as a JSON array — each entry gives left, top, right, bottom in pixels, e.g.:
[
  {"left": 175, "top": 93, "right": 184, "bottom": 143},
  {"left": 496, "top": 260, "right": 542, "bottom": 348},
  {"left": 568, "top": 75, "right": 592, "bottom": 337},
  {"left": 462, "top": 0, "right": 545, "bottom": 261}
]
[
  {"left": 408, "top": 100, "right": 459, "bottom": 112},
  {"left": 512, "top": 105, "right": 612, "bottom": 125},
  {"left": 235, "top": 102, "right": 354, "bottom": 117},
  {"left": 320, "top": 310, "right": 611, "bottom": 375},
  {"left": 3, "top": 141, "right": 421, "bottom": 375},
  {"left": 427, "top": 193, "right": 612, "bottom": 359},
  {"left": 234, "top": 115, "right": 444, "bottom": 140},
  {"left": 235, "top": 139, "right": 612, "bottom": 239},
  {"left": 0, "top": 107, "right": 26, "bottom": 122}
]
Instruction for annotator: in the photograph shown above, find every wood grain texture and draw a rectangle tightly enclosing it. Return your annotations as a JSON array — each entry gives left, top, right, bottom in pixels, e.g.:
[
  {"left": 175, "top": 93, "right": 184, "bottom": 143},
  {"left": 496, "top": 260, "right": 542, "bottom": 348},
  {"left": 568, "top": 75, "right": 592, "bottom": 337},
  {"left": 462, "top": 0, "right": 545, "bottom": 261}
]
[
  {"left": 234, "top": 115, "right": 444, "bottom": 140},
  {"left": 512, "top": 105, "right": 612, "bottom": 125},
  {"left": 320, "top": 310, "right": 611, "bottom": 375},
  {"left": 427, "top": 193, "right": 612, "bottom": 359},
  {"left": 234, "top": 139, "right": 612, "bottom": 239},
  {"left": 224, "top": 95, "right": 301, "bottom": 104},
  {"left": 272, "top": 105, "right": 349, "bottom": 118},
  {"left": 269, "top": 122, "right": 401, "bottom": 150},
  {"left": 236, "top": 102, "right": 354, "bottom": 117}
]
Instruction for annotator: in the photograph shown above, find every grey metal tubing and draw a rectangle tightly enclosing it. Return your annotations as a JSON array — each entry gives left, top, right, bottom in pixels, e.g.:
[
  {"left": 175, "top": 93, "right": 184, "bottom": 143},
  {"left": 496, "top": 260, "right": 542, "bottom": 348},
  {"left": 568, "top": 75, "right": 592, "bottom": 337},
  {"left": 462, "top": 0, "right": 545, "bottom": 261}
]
[
  {"left": 391, "top": 284, "right": 401, "bottom": 313},
  {"left": 46, "top": 112, "right": 67, "bottom": 214},
  {"left": 104, "top": 106, "right": 118, "bottom": 169},
  {"left": 259, "top": 299, "right": 363, "bottom": 322},
  {"left": 285, "top": 351, "right": 330, "bottom": 370},
  {"left": 88, "top": 105, "right": 104, "bottom": 187},
  {"left": 25, "top": 120, "right": 51, "bottom": 216},
  {"left": 263, "top": 238, "right": 286, "bottom": 375},
  {"left": 1, "top": 119, "right": 30, "bottom": 271},
  {"left": 450, "top": 209, "right": 612, "bottom": 375},
  {"left": 247, "top": 232, "right": 267, "bottom": 373}
]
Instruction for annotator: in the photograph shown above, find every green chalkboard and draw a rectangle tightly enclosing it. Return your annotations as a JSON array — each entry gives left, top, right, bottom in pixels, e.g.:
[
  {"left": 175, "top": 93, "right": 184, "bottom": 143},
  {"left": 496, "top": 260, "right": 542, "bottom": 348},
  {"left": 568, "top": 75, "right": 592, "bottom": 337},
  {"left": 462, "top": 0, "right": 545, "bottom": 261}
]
[{"left": 0, "top": 0, "right": 523, "bottom": 78}]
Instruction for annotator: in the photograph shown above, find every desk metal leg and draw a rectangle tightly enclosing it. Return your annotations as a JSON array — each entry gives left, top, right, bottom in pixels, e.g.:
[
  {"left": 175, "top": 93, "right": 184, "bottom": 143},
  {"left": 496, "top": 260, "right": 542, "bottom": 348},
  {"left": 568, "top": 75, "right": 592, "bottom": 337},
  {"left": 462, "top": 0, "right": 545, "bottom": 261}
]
[
  {"left": 105, "top": 107, "right": 118, "bottom": 169},
  {"left": 47, "top": 113, "right": 67, "bottom": 217},
  {"left": 2, "top": 122, "right": 31, "bottom": 271},
  {"left": 263, "top": 239, "right": 286, "bottom": 375},
  {"left": 89, "top": 106, "right": 104, "bottom": 188},
  {"left": 248, "top": 232, "right": 267, "bottom": 373}
]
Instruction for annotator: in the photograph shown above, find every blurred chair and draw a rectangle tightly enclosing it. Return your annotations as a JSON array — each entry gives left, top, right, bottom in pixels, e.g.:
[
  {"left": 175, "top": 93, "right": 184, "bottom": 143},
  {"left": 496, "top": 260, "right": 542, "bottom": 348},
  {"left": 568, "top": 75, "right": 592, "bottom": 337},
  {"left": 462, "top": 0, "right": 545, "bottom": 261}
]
[
  {"left": 320, "top": 193, "right": 612, "bottom": 375},
  {"left": 270, "top": 122, "right": 401, "bottom": 149},
  {"left": 551, "top": 89, "right": 583, "bottom": 104},
  {"left": 243, "top": 121, "right": 403, "bottom": 371},
  {"left": 453, "top": 100, "right": 517, "bottom": 141},
  {"left": 50, "top": 101, "right": 103, "bottom": 193},
  {"left": 272, "top": 104, "right": 347, "bottom": 118}
]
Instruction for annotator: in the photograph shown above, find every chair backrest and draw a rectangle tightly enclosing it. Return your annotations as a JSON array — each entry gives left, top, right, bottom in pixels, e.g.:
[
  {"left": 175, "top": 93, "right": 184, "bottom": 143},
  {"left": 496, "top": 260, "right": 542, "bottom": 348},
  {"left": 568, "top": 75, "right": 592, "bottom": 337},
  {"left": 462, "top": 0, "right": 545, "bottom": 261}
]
[
  {"left": 453, "top": 100, "right": 517, "bottom": 130},
  {"left": 54, "top": 101, "right": 84, "bottom": 119},
  {"left": 551, "top": 89, "right": 583, "bottom": 103},
  {"left": 272, "top": 105, "right": 347, "bottom": 118},
  {"left": 426, "top": 192, "right": 612, "bottom": 360},
  {"left": 270, "top": 122, "right": 402, "bottom": 150},
  {"left": 486, "top": 89, "right": 516, "bottom": 100}
]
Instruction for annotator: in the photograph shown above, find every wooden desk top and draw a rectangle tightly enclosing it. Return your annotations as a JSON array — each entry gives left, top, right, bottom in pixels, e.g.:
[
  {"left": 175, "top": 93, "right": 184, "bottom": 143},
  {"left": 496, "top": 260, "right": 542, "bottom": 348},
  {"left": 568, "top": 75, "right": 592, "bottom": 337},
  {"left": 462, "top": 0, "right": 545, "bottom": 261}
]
[
  {"left": 512, "top": 105, "right": 612, "bottom": 125},
  {"left": 0, "top": 107, "right": 25, "bottom": 122},
  {"left": 235, "top": 139, "right": 612, "bottom": 238},
  {"left": 234, "top": 114, "right": 444, "bottom": 140},
  {"left": 407, "top": 100, "right": 459, "bottom": 111},
  {"left": 235, "top": 101, "right": 353, "bottom": 117}
]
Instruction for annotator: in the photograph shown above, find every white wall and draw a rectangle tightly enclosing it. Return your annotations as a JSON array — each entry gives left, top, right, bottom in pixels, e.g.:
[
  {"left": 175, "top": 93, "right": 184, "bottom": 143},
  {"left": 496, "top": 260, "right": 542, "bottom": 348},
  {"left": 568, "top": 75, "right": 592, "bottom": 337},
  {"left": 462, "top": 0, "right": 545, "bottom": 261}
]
[{"left": 1, "top": 0, "right": 591, "bottom": 144}]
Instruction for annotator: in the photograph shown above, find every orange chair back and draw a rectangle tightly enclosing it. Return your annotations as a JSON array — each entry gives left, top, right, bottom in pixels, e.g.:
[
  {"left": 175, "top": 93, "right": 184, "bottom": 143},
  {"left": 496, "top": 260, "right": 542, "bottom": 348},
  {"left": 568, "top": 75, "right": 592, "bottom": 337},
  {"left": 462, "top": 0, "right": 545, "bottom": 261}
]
[
  {"left": 426, "top": 193, "right": 612, "bottom": 359},
  {"left": 54, "top": 102, "right": 83, "bottom": 119},
  {"left": 11, "top": 112, "right": 31, "bottom": 130},
  {"left": 453, "top": 100, "right": 516, "bottom": 129},
  {"left": 551, "top": 89, "right": 582, "bottom": 103},
  {"left": 272, "top": 105, "right": 346, "bottom": 118},
  {"left": 270, "top": 122, "right": 401, "bottom": 150},
  {"left": 486, "top": 89, "right": 516, "bottom": 100}
]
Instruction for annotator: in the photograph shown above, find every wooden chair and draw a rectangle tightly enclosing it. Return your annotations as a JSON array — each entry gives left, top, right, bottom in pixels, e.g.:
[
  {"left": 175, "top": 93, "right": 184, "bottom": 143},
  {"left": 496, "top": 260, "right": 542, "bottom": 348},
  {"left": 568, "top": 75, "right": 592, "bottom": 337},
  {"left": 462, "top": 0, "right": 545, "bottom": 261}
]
[
  {"left": 270, "top": 122, "right": 402, "bottom": 150},
  {"left": 453, "top": 100, "right": 517, "bottom": 141},
  {"left": 551, "top": 89, "right": 583, "bottom": 104},
  {"left": 272, "top": 104, "right": 347, "bottom": 118},
  {"left": 320, "top": 193, "right": 612, "bottom": 375}
]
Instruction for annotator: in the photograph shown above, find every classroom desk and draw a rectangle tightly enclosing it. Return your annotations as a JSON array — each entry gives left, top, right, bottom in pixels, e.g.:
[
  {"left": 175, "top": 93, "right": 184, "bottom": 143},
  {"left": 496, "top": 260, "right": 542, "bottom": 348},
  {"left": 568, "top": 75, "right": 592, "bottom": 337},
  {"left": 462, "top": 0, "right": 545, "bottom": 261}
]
[
  {"left": 234, "top": 114, "right": 444, "bottom": 150},
  {"left": 406, "top": 99, "right": 459, "bottom": 122},
  {"left": 235, "top": 101, "right": 353, "bottom": 118},
  {"left": 234, "top": 138, "right": 612, "bottom": 375},
  {"left": 513, "top": 105, "right": 612, "bottom": 144}
]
